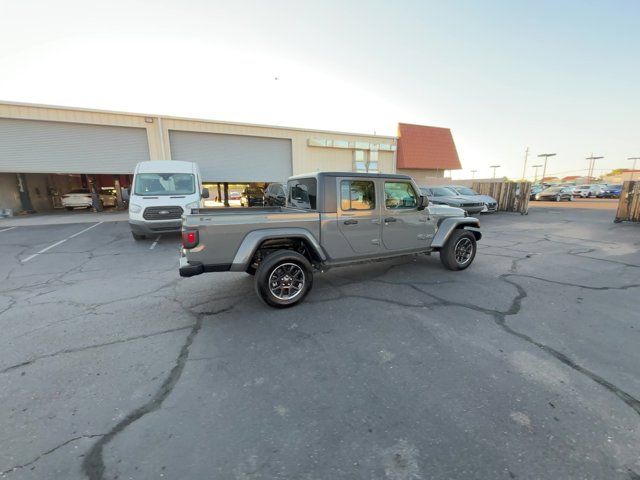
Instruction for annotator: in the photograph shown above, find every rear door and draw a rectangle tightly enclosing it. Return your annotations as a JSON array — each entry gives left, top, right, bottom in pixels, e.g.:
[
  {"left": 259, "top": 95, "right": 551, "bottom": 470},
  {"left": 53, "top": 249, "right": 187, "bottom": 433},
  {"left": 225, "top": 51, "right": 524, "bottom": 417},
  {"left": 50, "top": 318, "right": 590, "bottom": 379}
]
[
  {"left": 381, "top": 181, "right": 428, "bottom": 251},
  {"left": 337, "top": 177, "right": 381, "bottom": 254}
]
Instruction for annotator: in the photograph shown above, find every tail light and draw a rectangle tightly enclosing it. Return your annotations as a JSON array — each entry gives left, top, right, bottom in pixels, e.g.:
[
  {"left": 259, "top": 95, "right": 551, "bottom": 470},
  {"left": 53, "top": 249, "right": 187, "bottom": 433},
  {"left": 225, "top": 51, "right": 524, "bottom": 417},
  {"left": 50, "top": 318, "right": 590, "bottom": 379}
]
[{"left": 182, "top": 230, "right": 199, "bottom": 249}]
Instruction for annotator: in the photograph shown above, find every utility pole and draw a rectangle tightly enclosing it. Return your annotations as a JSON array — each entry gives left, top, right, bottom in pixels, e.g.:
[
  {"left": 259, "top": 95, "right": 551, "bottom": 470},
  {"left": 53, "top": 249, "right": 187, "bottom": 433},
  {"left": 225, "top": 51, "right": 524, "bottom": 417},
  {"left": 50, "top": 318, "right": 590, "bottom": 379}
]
[
  {"left": 489, "top": 165, "right": 501, "bottom": 179},
  {"left": 628, "top": 157, "right": 640, "bottom": 181},
  {"left": 471, "top": 169, "right": 477, "bottom": 179},
  {"left": 586, "top": 154, "right": 603, "bottom": 181},
  {"left": 532, "top": 164, "right": 543, "bottom": 183},
  {"left": 521, "top": 147, "right": 529, "bottom": 180},
  {"left": 537, "top": 153, "right": 556, "bottom": 184}
]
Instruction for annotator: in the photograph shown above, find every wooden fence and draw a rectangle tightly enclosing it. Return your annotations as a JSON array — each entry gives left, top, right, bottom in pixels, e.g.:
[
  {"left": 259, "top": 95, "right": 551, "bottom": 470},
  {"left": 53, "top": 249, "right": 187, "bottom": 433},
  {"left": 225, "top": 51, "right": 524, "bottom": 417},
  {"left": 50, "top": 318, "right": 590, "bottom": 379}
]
[
  {"left": 614, "top": 181, "right": 640, "bottom": 223},
  {"left": 472, "top": 181, "right": 531, "bottom": 215}
]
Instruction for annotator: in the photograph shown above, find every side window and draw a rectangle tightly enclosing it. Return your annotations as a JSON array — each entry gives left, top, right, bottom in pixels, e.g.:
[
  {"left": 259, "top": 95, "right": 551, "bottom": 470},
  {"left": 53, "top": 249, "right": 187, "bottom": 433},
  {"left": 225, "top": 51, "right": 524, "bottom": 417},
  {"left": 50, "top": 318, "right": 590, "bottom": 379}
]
[
  {"left": 287, "top": 178, "right": 317, "bottom": 210},
  {"left": 340, "top": 180, "right": 375, "bottom": 211},
  {"left": 385, "top": 182, "right": 418, "bottom": 209}
]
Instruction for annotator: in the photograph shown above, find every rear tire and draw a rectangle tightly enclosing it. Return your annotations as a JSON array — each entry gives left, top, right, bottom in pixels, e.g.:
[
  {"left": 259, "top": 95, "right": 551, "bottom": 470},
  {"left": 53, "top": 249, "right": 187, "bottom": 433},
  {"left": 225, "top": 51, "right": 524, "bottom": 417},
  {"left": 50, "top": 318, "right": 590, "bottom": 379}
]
[
  {"left": 254, "top": 250, "right": 313, "bottom": 308},
  {"left": 440, "top": 230, "right": 477, "bottom": 271},
  {"left": 65, "top": 207, "right": 73, "bottom": 211},
  {"left": 132, "top": 232, "right": 146, "bottom": 241}
]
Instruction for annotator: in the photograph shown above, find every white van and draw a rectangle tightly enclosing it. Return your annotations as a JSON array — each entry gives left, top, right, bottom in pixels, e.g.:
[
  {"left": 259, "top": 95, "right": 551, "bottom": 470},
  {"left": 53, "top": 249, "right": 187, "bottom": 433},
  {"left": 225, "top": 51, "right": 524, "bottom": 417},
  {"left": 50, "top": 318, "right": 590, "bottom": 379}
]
[{"left": 128, "top": 160, "right": 209, "bottom": 240}]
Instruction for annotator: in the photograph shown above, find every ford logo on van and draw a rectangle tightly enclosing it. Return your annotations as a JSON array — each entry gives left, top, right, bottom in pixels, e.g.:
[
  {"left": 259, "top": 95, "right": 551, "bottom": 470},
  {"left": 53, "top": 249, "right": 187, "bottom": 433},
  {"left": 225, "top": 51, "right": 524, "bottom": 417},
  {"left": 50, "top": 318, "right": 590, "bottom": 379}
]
[{"left": 158, "top": 210, "right": 170, "bottom": 215}]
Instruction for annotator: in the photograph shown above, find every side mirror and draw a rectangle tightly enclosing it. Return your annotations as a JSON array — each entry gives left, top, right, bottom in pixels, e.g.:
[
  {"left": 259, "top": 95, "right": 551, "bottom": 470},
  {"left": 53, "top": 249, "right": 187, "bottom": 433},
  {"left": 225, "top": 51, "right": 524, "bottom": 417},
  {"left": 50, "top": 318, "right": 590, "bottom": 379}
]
[
  {"left": 201, "top": 187, "right": 210, "bottom": 199},
  {"left": 417, "top": 195, "right": 428, "bottom": 210}
]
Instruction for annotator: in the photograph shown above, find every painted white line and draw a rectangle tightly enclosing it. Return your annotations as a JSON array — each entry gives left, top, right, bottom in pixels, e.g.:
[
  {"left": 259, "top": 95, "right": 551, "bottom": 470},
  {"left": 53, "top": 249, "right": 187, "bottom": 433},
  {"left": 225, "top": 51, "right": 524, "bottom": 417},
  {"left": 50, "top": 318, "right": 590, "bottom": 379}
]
[
  {"left": 149, "top": 235, "right": 162, "bottom": 250},
  {"left": 0, "top": 227, "right": 16, "bottom": 233},
  {"left": 21, "top": 222, "right": 103, "bottom": 263}
]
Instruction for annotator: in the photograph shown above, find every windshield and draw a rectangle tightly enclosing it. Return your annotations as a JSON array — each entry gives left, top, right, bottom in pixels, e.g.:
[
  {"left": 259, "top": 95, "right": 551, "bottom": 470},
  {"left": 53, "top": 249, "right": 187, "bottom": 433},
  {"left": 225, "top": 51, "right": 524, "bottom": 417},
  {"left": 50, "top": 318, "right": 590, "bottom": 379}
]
[
  {"left": 428, "top": 187, "right": 457, "bottom": 197},
  {"left": 544, "top": 187, "right": 562, "bottom": 193},
  {"left": 453, "top": 186, "right": 477, "bottom": 196},
  {"left": 134, "top": 173, "right": 195, "bottom": 196}
]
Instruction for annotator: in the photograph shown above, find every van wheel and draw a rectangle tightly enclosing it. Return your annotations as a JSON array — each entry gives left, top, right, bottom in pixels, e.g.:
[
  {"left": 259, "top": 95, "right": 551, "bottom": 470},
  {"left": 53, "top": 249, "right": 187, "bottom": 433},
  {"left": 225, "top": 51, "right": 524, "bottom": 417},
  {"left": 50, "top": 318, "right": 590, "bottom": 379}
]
[
  {"left": 132, "top": 232, "right": 146, "bottom": 241},
  {"left": 255, "top": 250, "right": 313, "bottom": 308},
  {"left": 440, "top": 230, "right": 477, "bottom": 271},
  {"left": 65, "top": 207, "right": 74, "bottom": 211}
]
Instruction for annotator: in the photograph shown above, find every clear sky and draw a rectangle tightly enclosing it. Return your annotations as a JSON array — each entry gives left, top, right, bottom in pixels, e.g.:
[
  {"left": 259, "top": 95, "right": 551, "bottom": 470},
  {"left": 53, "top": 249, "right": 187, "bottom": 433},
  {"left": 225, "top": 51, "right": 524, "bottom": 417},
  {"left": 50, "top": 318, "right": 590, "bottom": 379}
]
[{"left": 1, "top": 0, "right": 638, "bottom": 179}]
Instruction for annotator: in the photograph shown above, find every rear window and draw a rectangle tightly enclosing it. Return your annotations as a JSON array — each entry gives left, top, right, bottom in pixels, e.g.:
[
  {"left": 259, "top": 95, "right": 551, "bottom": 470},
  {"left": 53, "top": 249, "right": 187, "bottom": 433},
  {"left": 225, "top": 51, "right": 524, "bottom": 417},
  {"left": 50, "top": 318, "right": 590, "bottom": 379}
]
[{"left": 287, "top": 178, "right": 317, "bottom": 210}]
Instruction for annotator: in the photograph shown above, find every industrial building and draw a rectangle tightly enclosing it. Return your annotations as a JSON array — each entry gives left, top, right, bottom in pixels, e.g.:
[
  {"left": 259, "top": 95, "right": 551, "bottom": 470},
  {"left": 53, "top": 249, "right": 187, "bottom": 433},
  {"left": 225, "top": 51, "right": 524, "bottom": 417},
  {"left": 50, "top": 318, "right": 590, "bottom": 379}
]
[{"left": 0, "top": 101, "right": 461, "bottom": 213}]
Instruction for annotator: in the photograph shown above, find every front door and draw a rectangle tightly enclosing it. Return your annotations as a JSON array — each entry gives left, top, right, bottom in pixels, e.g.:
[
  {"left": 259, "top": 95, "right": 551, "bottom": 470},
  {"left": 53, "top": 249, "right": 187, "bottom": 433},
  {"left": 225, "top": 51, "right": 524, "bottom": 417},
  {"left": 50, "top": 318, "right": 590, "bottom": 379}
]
[
  {"left": 337, "top": 178, "right": 381, "bottom": 254},
  {"left": 381, "top": 181, "right": 429, "bottom": 251}
]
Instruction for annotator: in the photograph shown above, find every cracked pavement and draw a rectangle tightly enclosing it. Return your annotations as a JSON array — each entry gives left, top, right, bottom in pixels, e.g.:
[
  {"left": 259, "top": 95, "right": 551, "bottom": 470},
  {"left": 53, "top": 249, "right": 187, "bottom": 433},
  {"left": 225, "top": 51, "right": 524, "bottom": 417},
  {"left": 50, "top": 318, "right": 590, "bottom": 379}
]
[{"left": 0, "top": 205, "right": 639, "bottom": 479}]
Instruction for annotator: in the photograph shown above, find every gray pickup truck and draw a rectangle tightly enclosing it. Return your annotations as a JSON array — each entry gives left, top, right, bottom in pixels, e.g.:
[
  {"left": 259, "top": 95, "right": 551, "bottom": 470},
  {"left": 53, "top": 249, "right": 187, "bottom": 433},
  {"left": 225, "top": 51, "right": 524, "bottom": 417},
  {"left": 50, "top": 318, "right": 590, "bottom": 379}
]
[{"left": 179, "top": 172, "right": 481, "bottom": 307}]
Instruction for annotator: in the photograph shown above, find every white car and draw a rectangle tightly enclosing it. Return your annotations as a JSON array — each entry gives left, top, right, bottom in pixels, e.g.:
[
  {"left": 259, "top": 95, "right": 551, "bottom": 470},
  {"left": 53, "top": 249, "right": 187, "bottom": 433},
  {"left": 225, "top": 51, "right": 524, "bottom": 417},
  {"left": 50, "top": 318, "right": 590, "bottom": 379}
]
[
  {"left": 62, "top": 188, "right": 117, "bottom": 210},
  {"left": 572, "top": 184, "right": 604, "bottom": 198}
]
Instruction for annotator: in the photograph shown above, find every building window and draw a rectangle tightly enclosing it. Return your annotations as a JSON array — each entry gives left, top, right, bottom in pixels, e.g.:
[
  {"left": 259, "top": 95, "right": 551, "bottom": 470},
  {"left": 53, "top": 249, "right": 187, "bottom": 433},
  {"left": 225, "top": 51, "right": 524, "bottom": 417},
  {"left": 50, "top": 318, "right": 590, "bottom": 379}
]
[
  {"left": 340, "top": 180, "right": 376, "bottom": 210},
  {"left": 353, "top": 150, "right": 379, "bottom": 173}
]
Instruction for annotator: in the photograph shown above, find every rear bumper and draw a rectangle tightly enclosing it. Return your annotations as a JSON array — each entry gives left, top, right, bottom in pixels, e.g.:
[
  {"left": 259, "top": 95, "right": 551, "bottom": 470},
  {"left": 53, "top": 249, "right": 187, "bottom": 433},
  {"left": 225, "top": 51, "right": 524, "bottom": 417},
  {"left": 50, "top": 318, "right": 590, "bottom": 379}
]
[
  {"left": 179, "top": 255, "right": 231, "bottom": 277},
  {"left": 179, "top": 256, "right": 204, "bottom": 277},
  {"left": 129, "top": 219, "right": 181, "bottom": 235}
]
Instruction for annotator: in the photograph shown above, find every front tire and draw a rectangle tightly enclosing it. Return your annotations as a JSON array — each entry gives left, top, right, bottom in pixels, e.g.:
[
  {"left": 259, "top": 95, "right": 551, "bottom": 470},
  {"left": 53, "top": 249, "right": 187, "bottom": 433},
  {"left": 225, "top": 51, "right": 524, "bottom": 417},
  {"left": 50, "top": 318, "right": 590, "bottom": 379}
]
[
  {"left": 132, "top": 232, "right": 146, "bottom": 241},
  {"left": 254, "top": 250, "right": 313, "bottom": 308},
  {"left": 440, "top": 230, "right": 477, "bottom": 271}
]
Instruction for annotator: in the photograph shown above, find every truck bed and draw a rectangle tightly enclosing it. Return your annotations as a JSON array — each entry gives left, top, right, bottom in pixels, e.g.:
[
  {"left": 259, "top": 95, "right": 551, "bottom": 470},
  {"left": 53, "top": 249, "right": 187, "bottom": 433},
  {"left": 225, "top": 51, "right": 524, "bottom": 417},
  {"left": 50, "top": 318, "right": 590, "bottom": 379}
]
[{"left": 182, "top": 207, "right": 321, "bottom": 270}]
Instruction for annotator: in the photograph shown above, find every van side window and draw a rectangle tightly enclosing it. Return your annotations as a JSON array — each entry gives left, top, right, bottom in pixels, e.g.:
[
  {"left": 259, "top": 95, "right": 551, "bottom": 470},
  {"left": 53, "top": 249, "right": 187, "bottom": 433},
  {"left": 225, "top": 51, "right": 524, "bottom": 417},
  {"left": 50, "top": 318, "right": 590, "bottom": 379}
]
[
  {"left": 384, "top": 182, "right": 418, "bottom": 209},
  {"left": 340, "top": 180, "right": 375, "bottom": 210}
]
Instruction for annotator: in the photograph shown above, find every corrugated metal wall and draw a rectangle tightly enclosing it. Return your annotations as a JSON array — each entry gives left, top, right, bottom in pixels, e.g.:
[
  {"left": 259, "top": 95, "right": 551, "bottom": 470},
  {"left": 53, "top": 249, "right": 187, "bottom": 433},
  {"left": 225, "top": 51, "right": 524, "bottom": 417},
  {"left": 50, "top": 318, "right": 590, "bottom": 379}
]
[
  {"left": 169, "top": 130, "right": 292, "bottom": 182},
  {"left": 0, "top": 118, "right": 149, "bottom": 173}
]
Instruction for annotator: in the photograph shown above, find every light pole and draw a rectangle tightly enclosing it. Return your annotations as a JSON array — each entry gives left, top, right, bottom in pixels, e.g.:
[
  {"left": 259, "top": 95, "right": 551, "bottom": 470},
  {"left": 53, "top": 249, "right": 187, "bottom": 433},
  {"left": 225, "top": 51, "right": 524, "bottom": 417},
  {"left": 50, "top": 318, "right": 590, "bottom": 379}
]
[
  {"left": 531, "top": 164, "right": 543, "bottom": 183},
  {"left": 489, "top": 165, "right": 501, "bottom": 179},
  {"left": 586, "top": 154, "right": 603, "bottom": 181},
  {"left": 521, "top": 147, "right": 529, "bottom": 180},
  {"left": 537, "top": 153, "right": 556, "bottom": 184},
  {"left": 471, "top": 169, "right": 477, "bottom": 179},
  {"left": 628, "top": 157, "right": 640, "bottom": 181}
]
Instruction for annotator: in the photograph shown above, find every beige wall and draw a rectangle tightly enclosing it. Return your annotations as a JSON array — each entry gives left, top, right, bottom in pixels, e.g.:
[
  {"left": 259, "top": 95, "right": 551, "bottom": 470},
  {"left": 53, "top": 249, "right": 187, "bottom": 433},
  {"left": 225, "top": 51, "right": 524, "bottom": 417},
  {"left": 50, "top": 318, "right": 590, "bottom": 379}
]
[
  {"left": 0, "top": 101, "right": 397, "bottom": 176},
  {"left": 397, "top": 168, "right": 446, "bottom": 186}
]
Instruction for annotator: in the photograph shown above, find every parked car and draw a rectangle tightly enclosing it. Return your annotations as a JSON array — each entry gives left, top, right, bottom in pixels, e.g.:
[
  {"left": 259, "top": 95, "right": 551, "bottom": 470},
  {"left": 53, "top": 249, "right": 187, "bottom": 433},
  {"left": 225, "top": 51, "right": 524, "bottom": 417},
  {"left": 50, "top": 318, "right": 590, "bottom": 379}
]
[
  {"left": 62, "top": 188, "right": 117, "bottom": 210},
  {"left": 535, "top": 186, "right": 574, "bottom": 202},
  {"left": 100, "top": 187, "right": 119, "bottom": 207},
  {"left": 179, "top": 172, "right": 481, "bottom": 307},
  {"left": 597, "top": 184, "right": 622, "bottom": 198},
  {"left": 420, "top": 186, "right": 485, "bottom": 214},
  {"left": 240, "top": 187, "right": 265, "bottom": 207},
  {"left": 228, "top": 191, "right": 241, "bottom": 201},
  {"left": 264, "top": 182, "right": 287, "bottom": 206},
  {"left": 530, "top": 185, "right": 544, "bottom": 200},
  {"left": 446, "top": 185, "right": 498, "bottom": 213},
  {"left": 572, "top": 184, "right": 604, "bottom": 198}
]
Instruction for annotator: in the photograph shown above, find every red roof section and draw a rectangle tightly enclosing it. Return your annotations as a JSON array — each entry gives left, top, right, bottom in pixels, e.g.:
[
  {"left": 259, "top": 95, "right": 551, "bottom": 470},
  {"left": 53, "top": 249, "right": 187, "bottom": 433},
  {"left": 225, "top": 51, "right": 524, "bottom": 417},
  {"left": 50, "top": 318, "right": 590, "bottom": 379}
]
[{"left": 396, "top": 123, "right": 462, "bottom": 170}]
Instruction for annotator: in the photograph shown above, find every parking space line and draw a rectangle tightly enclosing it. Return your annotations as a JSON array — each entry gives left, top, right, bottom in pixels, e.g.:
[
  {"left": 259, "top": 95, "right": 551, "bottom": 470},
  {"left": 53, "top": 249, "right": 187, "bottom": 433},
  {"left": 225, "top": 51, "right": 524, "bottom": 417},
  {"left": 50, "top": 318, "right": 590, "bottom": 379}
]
[
  {"left": 0, "top": 227, "right": 16, "bottom": 233},
  {"left": 150, "top": 235, "right": 162, "bottom": 250},
  {"left": 21, "top": 222, "right": 103, "bottom": 263}
]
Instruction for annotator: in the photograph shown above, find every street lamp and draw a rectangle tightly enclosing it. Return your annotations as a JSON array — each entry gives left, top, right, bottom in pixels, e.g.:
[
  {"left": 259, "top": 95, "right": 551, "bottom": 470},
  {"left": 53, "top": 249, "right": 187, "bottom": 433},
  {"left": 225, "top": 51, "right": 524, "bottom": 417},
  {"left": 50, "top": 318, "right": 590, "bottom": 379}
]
[
  {"left": 537, "top": 153, "right": 556, "bottom": 183},
  {"left": 586, "top": 154, "right": 603, "bottom": 181},
  {"left": 471, "top": 169, "right": 477, "bottom": 179},
  {"left": 531, "top": 164, "right": 543, "bottom": 183},
  {"left": 489, "top": 165, "right": 501, "bottom": 179},
  {"left": 628, "top": 157, "right": 640, "bottom": 181}
]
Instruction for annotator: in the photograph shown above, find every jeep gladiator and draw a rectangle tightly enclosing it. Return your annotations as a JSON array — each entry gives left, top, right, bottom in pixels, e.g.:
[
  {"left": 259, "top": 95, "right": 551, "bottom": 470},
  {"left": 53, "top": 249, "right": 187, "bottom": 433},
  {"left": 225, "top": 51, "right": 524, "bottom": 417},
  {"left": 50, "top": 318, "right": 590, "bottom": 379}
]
[{"left": 179, "top": 172, "right": 481, "bottom": 307}]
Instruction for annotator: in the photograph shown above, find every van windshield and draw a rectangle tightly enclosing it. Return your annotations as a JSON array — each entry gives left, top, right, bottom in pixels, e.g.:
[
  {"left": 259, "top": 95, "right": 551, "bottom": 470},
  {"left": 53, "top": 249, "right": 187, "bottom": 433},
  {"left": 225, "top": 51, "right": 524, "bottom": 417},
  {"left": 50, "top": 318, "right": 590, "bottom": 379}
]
[{"left": 134, "top": 173, "right": 195, "bottom": 195}]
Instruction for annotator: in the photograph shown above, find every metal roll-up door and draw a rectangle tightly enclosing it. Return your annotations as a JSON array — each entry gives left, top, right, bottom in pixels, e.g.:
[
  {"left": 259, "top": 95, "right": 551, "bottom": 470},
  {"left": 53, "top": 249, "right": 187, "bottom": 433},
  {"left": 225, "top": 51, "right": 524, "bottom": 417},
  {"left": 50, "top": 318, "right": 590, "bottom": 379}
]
[
  {"left": 0, "top": 118, "right": 149, "bottom": 174},
  {"left": 169, "top": 130, "right": 292, "bottom": 182}
]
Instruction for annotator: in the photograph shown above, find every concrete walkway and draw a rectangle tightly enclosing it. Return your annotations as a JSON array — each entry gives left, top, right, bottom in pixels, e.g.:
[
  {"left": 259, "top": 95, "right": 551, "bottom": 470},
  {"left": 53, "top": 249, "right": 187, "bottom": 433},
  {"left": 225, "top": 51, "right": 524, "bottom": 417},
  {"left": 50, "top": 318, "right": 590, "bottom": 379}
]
[{"left": 0, "top": 209, "right": 128, "bottom": 226}]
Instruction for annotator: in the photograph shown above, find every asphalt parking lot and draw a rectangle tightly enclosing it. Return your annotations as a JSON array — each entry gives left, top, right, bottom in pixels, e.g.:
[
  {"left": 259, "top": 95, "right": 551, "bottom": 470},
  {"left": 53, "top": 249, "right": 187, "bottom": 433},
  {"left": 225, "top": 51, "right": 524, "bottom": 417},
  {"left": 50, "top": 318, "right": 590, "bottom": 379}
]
[{"left": 1, "top": 201, "right": 639, "bottom": 480}]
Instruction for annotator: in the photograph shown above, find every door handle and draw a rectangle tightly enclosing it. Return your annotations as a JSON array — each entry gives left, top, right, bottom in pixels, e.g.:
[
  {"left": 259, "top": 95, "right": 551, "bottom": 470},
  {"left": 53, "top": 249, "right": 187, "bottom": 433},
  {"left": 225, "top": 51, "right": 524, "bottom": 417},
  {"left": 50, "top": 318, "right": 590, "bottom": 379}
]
[
  {"left": 384, "top": 217, "right": 397, "bottom": 223},
  {"left": 343, "top": 219, "right": 358, "bottom": 225}
]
